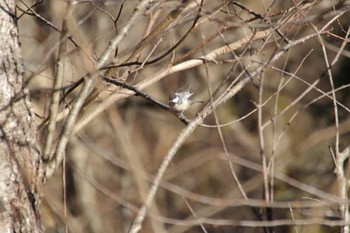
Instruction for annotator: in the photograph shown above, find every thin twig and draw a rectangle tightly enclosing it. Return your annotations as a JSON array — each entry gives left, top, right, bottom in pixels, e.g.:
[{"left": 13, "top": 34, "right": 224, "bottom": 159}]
[
  {"left": 102, "top": 76, "right": 190, "bottom": 124},
  {"left": 202, "top": 40, "right": 248, "bottom": 200},
  {"left": 127, "top": 29, "right": 327, "bottom": 233},
  {"left": 46, "top": 0, "right": 152, "bottom": 178},
  {"left": 43, "top": 1, "right": 68, "bottom": 161},
  {"left": 73, "top": 28, "right": 274, "bottom": 134}
]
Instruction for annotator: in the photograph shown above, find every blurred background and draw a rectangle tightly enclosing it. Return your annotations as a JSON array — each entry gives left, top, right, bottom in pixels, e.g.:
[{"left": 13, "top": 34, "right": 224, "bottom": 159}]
[{"left": 17, "top": 0, "right": 350, "bottom": 232}]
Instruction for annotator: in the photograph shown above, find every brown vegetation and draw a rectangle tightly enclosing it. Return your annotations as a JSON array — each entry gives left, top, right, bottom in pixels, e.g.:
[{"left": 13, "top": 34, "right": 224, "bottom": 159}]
[{"left": 10, "top": 0, "right": 350, "bottom": 232}]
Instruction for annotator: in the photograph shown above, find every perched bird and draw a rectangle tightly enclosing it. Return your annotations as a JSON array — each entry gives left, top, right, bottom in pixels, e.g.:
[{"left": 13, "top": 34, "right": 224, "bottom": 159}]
[{"left": 169, "top": 87, "right": 202, "bottom": 115}]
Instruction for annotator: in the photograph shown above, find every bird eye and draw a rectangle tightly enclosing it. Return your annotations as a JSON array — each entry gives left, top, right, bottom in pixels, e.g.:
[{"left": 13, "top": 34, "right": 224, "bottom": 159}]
[{"left": 169, "top": 95, "right": 179, "bottom": 103}]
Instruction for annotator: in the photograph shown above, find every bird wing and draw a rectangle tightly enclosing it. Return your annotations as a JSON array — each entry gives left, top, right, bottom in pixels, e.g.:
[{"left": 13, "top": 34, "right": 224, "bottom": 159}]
[{"left": 184, "top": 91, "right": 193, "bottom": 99}]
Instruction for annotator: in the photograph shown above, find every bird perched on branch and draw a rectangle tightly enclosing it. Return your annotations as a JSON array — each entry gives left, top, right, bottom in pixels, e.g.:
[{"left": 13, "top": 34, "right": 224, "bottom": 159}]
[{"left": 169, "top": 86, "right": 203, "bottom": 115}]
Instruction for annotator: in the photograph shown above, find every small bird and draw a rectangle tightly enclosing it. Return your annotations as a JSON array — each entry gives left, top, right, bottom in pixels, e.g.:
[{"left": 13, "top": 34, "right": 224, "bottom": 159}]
[{"left": 169, "top": 87, "right": 202, "bottom": 115}]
